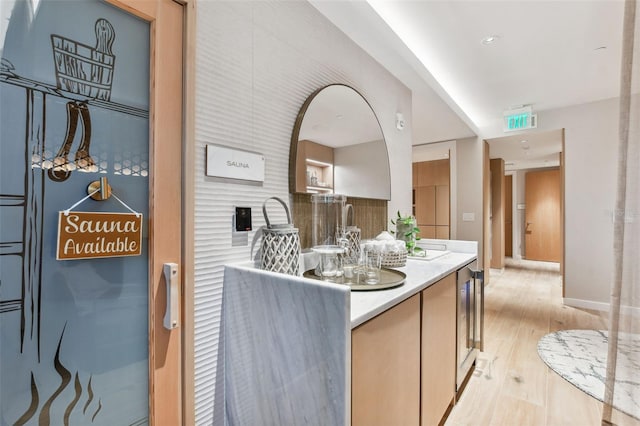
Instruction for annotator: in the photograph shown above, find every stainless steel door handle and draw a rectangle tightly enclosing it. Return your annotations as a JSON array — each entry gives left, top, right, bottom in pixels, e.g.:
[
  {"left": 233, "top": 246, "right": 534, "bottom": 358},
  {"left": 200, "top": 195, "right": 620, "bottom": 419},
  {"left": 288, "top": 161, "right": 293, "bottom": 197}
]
[{"left": 163, "top": 262, "right": 179, "bottom": 330}]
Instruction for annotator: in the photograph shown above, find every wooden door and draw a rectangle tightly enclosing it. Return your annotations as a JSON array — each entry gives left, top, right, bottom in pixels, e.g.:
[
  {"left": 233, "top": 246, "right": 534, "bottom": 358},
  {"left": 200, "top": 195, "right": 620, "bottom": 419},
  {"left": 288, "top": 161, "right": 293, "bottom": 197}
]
[
  {"left": 525, "top": 169, "right": 561, "bottom": 262},
  {"left": 482, "top": 142, "right": 491, "bottom": 282},
  {"left": 0, "top": 0, "right": 184, "bottom": 424},
  {"left": 113, "top": 1, "right": 184, "bottom": 423},
  {"left": 490, "top": 159, "right": 505, "bottom": 269},
  {"left": 505, "top": 175, "right": 513, "bottom": 257}
]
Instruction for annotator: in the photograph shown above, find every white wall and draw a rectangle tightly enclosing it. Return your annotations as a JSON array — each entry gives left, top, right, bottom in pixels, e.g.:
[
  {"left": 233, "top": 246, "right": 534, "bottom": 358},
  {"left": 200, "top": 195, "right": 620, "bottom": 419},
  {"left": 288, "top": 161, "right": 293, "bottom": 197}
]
[
  {"left": 454, "top": 137, "right": 484, "bottom": 262},
  {"left": 480, "top": 98, "right": 619, "bottom": 308},
  {"left": 193, "top": 2, "right": 412, "bottom": 424},
  {"left": 543, "top": 100, "right": 618, "bottom": 307}
]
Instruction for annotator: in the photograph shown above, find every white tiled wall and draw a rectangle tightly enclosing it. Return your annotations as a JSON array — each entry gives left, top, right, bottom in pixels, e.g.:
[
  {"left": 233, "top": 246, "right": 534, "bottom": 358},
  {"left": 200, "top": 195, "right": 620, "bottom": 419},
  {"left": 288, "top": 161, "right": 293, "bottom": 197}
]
[{"left": 193, "top": 2, "right": 412, "bottom": 424}]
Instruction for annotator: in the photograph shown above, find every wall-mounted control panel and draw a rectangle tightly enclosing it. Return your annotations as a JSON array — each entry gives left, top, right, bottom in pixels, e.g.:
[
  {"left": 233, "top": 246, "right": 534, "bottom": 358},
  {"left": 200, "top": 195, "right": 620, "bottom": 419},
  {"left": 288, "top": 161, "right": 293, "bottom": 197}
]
[{"left": 235, "top": 207, "right": 252, "bottom": 232}]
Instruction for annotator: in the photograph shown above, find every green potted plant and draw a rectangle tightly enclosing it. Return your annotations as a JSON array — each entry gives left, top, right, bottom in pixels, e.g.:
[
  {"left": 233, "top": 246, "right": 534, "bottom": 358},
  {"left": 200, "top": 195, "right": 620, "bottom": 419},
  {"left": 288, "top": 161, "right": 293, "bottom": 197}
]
[{"left": 390, "top": 211, "right": 423, "bottom": 255}]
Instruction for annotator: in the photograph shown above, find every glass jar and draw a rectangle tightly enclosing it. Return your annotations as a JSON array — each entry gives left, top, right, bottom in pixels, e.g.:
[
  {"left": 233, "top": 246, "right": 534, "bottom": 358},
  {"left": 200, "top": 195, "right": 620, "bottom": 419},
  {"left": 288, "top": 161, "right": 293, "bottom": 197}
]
[
  {"left": 311, "top": 193, "right": 347, "bottom": 249},
  {"left": 311, "top": 194, "right": 347, "bottom": 281}
]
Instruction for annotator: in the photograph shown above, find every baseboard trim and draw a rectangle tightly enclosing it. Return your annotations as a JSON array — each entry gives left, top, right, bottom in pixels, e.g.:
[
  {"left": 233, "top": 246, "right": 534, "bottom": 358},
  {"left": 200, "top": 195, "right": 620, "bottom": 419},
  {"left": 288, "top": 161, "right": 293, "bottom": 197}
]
[
  {"left": 563, "top": 298, "right": 609, "bottom": 312},
  {"left": 563, "top": 298, "right": 640, "bottom": 317}
]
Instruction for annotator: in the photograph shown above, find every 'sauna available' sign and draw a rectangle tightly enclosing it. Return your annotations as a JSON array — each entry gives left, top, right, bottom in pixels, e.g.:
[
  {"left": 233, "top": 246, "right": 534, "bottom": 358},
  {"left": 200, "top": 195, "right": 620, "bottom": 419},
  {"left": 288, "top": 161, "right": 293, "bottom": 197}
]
[{"left": 57, "top": 211, "right": 143, "bottom": 260}]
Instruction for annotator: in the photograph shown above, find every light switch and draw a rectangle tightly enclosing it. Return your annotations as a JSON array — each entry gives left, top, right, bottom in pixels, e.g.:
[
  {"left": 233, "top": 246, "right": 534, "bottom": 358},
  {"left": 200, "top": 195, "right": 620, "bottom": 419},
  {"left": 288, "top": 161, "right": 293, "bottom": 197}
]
[{"left": 462, "top": 212, "right": 475, "bottom": 222}]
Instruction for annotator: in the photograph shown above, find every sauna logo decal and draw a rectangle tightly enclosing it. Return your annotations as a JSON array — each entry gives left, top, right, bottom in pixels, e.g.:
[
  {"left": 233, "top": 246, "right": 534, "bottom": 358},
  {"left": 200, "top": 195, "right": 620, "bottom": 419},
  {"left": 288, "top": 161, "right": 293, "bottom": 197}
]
[{"left": 48, "top": 18, "right": 116, "bottom": 182}]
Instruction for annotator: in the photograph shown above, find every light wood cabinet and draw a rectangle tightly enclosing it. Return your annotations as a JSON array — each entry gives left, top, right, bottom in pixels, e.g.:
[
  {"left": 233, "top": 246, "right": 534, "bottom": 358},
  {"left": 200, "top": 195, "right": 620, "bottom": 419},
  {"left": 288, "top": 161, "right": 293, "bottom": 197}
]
[
  {"left": 436, "top": 225, "right": 450, "bottom": 240},
  {"left": 352, "top": 273, "right": 458, "bottom": 426},
  {"left": 433, "top": 159, "right": 450, "bottom": 186},
  {"left": 304, "top": 139, "right": 333, "bottom": 164},
  {"left": 421, "top": 273, "right": 457, "bottom": 426},
  {"left": 415, "top": 186, "right": 436, "bottom": 225},
  {"left": 419, "top": 225, "right": 436, "bottom": 239},
  {"left": 416, "top": 161, "right": 434, "bottom": 187},
  {"left": 415, "top": 159, "right": 449, "bottom": 187},
  {"left": 352, "top": 294, "right": 421, "bottom": 426},
  {"left": 413, "top": 160, "right": 450, "bottom": 239},
  {"left": 435, "top": 185, "right": 450, "bottom": 225},
  {"left": 295, "top": 139, "right": 334, "bottom": 193}
]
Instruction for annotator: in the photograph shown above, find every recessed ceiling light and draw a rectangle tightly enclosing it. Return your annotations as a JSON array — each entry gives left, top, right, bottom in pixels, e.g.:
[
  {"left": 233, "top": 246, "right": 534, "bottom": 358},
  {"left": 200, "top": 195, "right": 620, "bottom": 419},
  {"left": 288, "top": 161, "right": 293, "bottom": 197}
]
[
  {"left": 481, "top": 35, "right": 500, "bottom": 45},
  {"left": 594, "top": 46, "right": 607, "bottom": 51}
]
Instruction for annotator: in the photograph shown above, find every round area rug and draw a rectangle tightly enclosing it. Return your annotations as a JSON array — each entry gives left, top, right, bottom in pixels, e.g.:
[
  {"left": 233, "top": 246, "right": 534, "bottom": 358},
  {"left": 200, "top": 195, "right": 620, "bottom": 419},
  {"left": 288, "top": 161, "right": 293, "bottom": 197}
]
[{"left": 537, "top": 329, "right": 640, "bottom": 420}]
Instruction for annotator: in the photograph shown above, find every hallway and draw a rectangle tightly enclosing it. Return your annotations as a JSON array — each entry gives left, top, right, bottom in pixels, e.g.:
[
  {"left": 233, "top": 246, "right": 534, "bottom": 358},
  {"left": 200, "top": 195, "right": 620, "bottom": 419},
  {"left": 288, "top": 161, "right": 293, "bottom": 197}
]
[{"left": 445, "top": 261, "right": 638, "bottom": 426}]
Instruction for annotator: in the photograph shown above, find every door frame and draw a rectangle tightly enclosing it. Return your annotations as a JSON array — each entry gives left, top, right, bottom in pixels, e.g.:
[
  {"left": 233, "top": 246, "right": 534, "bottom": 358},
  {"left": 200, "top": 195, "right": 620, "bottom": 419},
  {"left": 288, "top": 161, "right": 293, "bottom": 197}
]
[
  {"left": 482, "top": 141, "right": 491, "bottom": 285},
  {"left": 560, "top": 131, "right": 565, "bottom": 296},
  {"left": 103, "top": 1, "right": 195, "bottom": 424},
  {"left": 504, "top": 174, "right": 513, "bottom": 258}
]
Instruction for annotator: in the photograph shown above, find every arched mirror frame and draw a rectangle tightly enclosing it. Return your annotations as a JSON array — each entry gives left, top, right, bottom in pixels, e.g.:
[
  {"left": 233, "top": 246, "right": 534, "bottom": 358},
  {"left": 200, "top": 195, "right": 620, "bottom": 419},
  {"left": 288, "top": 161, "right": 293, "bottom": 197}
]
[
  {"left": 289, "top": 84, "right": 390, "bottom": 249},
  {"left": 288, "top": 83, "right": 391, "bottom": 199}
]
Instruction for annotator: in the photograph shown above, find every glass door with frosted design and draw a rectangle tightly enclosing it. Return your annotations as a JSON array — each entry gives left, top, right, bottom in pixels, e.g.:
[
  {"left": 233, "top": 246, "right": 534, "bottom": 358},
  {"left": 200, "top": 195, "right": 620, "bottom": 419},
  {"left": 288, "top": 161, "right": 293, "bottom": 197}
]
[{"left": 1, "top": 1, "right": 151, "bottom": 424}]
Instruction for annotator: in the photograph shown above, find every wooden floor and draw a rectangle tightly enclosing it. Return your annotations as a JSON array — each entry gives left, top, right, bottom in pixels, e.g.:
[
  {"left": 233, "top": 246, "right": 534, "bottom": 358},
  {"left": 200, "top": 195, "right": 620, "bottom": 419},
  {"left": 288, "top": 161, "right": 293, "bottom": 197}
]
[{"left": 445, "top": 260, "right": 639, "bottom": 426}]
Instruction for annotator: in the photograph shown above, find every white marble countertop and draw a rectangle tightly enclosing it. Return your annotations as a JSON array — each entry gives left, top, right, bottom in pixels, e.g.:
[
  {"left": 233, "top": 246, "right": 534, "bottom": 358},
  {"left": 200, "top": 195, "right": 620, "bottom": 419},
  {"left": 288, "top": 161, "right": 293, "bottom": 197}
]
[
  {"left": 235, "top": 238, "right": 478, "bottom": 329},
  {"left": 350, "top": 251, "right": 476, "bottom": 328},
  {"left": 224, "top": 238, "right": 478, "bottom": 425}
]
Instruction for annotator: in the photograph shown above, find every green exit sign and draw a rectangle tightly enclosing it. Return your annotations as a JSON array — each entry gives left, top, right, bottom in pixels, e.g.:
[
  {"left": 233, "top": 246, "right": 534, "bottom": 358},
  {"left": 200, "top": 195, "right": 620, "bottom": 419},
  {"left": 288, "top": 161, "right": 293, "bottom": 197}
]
[
  {"left": 503, "top": 106, "right": 537, "bottom": 132},
  {"left": 506, "top": 113, "right": 530, "bottom": 130}
]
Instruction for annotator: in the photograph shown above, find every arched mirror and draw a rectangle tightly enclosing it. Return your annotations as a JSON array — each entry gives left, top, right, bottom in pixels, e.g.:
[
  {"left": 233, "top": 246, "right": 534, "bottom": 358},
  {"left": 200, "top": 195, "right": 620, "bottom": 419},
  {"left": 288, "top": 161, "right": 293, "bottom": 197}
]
[{"left": 289, "top": 84, "right": 391, "bottom": 200}]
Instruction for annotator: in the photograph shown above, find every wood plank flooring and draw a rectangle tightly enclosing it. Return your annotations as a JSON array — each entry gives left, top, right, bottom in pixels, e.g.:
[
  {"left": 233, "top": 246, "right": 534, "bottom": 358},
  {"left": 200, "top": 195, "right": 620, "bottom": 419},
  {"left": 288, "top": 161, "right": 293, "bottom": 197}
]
[{"left": 445, "top": 260, "right": 639, "bottom": 426}]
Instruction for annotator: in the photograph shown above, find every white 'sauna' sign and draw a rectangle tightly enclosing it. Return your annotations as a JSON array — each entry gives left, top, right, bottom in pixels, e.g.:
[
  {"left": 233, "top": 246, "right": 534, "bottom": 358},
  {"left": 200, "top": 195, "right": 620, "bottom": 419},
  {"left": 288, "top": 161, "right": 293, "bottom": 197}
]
[{"left": 205, "top": 144, "right": 265, "bottom": 182}]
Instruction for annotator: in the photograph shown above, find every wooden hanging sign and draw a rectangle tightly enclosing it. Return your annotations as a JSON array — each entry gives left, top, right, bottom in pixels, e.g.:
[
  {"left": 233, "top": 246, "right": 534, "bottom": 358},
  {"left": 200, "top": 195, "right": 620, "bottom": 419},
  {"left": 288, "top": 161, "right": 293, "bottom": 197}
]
[{"left": 57, "top": 211, "right": 143, "bottom": 260}]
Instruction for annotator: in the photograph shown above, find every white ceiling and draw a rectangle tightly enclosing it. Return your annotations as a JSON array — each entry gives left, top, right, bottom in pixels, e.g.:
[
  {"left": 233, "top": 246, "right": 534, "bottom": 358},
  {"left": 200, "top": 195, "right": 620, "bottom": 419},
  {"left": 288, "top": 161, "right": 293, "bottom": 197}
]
[
  {"left": 310, "top": 0, "right": 624, "bottom": 169},
  {"left": 486, "top": 129, "right": 564, "bottom": 171}
]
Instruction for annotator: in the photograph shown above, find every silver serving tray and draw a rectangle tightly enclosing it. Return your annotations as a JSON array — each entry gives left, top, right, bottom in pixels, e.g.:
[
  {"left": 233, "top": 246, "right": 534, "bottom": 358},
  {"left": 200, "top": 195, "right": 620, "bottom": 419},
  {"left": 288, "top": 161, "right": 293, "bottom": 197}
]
[{"left": 303, "top": 267, "right": 406, "bottom": 291}]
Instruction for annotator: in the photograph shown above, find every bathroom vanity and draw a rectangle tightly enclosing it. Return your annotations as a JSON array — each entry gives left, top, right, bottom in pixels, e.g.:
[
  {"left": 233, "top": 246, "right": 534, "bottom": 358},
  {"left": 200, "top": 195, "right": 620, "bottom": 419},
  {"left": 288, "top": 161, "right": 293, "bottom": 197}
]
[{"left": 224, "top": 239, "right": 479, "bottom": 426}]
